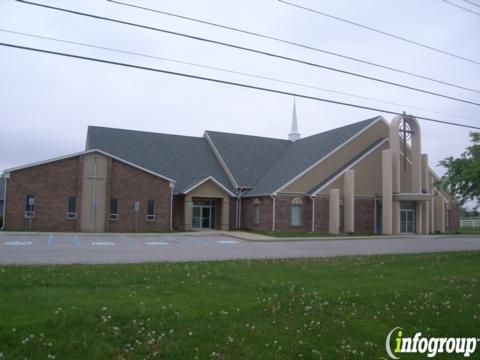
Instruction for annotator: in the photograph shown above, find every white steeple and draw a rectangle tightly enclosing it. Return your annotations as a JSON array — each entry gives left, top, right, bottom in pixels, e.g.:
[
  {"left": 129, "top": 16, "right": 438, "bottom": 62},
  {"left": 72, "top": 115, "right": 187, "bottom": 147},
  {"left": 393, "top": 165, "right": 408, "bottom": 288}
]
[{"left": 288, "top": 97, "right": 301, "bottom": 142}]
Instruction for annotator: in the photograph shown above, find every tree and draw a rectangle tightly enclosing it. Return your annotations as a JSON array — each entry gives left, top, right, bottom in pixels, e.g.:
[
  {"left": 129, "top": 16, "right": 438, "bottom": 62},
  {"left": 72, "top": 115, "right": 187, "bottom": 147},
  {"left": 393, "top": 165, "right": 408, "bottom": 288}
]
[{"left": 439, "top": 132, "right": 480, "bottom": 209}]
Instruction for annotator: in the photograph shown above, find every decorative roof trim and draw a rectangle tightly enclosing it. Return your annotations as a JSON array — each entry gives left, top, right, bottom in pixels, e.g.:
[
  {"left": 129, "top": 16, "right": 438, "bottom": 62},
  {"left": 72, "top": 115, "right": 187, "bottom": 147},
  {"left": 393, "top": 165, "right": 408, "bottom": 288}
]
[
  {"left": 3, "top": 149, "right": 176, "bottom": 185},
  {"left": 182, "top": 176, "right": 236, "bottom": 197},
  {"left": 309, "top": 138, "right": 388, "bottom": 196},
  {"left": 272, "top": 116, "right": 387, "bottom": 195},
  {"left": 203, "top": 131, "right": 239, "bottom": 190}
]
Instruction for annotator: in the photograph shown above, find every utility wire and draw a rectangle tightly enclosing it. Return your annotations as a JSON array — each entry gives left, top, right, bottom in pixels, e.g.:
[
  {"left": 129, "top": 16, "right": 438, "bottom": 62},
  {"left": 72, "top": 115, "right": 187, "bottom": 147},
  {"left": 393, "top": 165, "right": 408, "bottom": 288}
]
[
  {"left": 106, "top": 0, "right": 480, "bottom": 95},
  {"left": 278, "top": 0, "right": 480, "bottom": 66},
  {"left": 1, "top": 41, "right": 479, "bottom": 130},
  {"left": 443, "top": 0, "right": 480, "bottom": 16},
  {"left": 464, "top": 0, "right": 480, "bottom": 8},
  {"left": 14, "top": 0, "right": 480, "bottom": 108},
  {"left": 2, "top": 28, "right": 477, "bottom": 123}
]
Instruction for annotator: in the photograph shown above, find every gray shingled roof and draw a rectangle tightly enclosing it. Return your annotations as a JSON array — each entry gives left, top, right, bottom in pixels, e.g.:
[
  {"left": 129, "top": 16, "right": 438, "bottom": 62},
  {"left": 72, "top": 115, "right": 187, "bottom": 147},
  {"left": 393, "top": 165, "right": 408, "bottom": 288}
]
[
  {"left": 205, "top": 131, "right": 291, "bottom": 188},
  {"left": 245, "top": 116, "right": 382, "bottom": 196},
  {"left": 0, "top": 178, "right": 4, "bottom": 199},
  {"left": 85, "top": 116, "right": 382, "bottom": 198},
  {"left": 86, "top": 127, "right": 235, "bottom": 194}
]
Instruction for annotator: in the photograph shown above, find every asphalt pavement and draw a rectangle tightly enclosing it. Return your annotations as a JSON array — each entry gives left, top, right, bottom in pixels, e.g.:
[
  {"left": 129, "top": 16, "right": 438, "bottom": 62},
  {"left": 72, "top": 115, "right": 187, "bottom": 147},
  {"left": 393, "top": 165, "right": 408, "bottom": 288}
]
[{"left": 0, "top": 232, "right": 479, "bottom": 265}]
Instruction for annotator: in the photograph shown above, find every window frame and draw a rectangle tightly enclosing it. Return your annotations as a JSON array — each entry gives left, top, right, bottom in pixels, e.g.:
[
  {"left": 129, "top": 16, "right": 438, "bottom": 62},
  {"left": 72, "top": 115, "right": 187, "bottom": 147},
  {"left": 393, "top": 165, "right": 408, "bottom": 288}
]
[
  {"left": 446, "top": 208, "right": 451, "bottom": 228},
  {"left": 67, "top": 196, "right": 77, "bottom": 220},
  {"left": 291, "top": 198, "right": 303, "bottom": 227},
  {"left": 146, "top": 199, "right": 156, "bottom": 221},
  {"left": 254, "top": 205, "right": 260, "bottom": 226},
  {"left": 109, "top": 198, "right": 119, "bottom": 221}
]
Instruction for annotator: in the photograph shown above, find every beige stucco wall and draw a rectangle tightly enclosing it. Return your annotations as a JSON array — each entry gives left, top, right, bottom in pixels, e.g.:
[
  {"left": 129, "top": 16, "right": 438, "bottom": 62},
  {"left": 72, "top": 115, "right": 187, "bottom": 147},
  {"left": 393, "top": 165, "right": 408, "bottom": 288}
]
[
  {"left": 282, "top": 120, "right": 389, "bottom": 194},
  {"left": 319, "top": 142, "right": 389, "bottom": 195},
  {"left": 185, "top": 181, "right": 229, "bottom": 201},
  {"left": 80, "top": 153, "right": 108, "bottom": 232}
]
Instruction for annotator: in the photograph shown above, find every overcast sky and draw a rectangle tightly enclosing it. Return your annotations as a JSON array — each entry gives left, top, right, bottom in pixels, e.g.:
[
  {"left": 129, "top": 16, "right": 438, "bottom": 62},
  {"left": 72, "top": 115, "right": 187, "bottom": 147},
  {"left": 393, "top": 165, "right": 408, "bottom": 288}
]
[{"left": 1, "top": 0, "right": 479, "bottom": 175}]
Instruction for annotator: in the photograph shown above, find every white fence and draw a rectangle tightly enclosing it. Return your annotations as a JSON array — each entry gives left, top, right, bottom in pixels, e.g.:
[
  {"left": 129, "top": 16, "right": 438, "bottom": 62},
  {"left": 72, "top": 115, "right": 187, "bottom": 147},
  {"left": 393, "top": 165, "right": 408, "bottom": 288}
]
[{"left": 460, "top": 219, "right": 480, "bottom": 228}]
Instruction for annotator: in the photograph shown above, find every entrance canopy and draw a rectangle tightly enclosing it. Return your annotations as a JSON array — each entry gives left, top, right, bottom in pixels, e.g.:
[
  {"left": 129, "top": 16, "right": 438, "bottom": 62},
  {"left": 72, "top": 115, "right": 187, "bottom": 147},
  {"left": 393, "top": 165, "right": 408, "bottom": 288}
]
[
  {"left": 183, "top": 176, "right": 233, "bottom": 231},
  {"left": 393, "top": 193, "right": 431, "bottom": 202}
]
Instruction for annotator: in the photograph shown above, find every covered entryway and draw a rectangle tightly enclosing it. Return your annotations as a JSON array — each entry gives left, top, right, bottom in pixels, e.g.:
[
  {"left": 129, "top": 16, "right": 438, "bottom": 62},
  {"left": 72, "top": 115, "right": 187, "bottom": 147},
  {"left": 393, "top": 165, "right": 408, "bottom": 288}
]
[{"left": 183, "top": 177, "right": 235, "bottom": 231}]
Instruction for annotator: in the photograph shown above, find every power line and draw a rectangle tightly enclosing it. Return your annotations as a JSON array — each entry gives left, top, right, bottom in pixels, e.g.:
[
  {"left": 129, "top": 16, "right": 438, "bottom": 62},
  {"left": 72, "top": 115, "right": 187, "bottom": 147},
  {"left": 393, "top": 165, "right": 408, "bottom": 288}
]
[
  {"left": 14, "top": 1, "right": 480, "bottom": 108},
  {"left": 278, "top": 0, "right": 480, "bottom": 66},
  {"left": 443, "top": 0, "right": 480, "bottom": 16},
  {"left": 106, "top": 0, "right": 480, "bottom": 95},
  {"left": 2, "top": 28, "right": 477, "bottom": 123},
  {"left": 464, "top": 0, "right": 480, "bottom": 8},
  {"left": 1, "top": 41, "right": 479, "bottom": 130}
]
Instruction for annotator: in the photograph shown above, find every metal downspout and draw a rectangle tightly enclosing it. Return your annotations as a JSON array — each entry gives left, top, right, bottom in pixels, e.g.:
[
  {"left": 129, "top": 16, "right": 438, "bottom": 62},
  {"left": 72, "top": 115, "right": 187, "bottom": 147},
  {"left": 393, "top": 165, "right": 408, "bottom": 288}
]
[{"left": 310, "top": 195, "right": 315, "bottom": 232}]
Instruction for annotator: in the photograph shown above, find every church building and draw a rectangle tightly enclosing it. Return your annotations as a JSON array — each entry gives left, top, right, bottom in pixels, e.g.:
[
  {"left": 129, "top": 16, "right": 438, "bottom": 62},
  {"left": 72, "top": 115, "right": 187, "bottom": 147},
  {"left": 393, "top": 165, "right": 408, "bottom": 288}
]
[{"left": 2, "top": 107, "right": 459, "bottom": 234}]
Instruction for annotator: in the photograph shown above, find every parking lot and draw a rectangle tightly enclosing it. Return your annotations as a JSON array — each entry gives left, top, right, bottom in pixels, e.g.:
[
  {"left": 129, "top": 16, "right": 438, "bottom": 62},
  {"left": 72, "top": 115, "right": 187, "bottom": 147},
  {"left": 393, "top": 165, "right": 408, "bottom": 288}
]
[{"left": 1, "top": 232, "right": 480, "bottom": 265}]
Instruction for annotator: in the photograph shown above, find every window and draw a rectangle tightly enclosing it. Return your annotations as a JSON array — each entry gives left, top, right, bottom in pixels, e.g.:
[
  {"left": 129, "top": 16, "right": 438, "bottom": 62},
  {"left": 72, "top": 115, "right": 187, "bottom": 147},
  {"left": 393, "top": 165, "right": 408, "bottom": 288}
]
[
  {"left": 291, "top": 198, "right": 303, "bottom": 227},
  {"left": 146, "top": 200, "right": 155, "bottom": 221},
  {"left": 253, "top": 198, "right": 260, "bottom": 225},
  {"left": 109, "top": 199, "right": 119, "bottom": 220},
  {"left": 446, "top": 208, "right": 451, "bottom": 228},
  {"left": 254, "top": 205, "right": 260, "bottom": 225},
  {"left": 24, "top": 195, "right": 35, "bottom": 218},
  {"left": 67, "top": 196, "right": 77, "bottom": 219}
]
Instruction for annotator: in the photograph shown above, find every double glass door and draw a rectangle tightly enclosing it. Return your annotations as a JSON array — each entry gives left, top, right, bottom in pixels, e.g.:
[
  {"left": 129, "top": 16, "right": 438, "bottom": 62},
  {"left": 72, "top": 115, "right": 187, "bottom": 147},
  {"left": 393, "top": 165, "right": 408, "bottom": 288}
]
[
  {"left": 400, "top": 209, "right": 415, "bottom": 233},
  {"left": 192, "top": 200, "right": 216, "bottom": 229}
]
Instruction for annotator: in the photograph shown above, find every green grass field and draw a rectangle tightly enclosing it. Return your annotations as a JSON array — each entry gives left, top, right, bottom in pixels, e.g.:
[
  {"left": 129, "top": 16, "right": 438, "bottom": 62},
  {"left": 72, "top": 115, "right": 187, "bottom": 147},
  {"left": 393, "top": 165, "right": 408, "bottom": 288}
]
[
  {"left": 456, "top": 227, "right": 480, "bottom": 235},
  {"left": 0, "top": 252, "right": 479, "bottom": 359}
]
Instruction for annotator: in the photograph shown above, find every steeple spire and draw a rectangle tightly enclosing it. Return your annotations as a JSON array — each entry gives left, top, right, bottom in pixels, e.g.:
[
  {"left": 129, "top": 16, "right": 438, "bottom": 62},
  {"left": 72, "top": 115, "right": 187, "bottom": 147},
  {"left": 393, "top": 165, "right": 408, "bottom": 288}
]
[{"left": 288, "top": 97, "right": 301, "bottom": 142}]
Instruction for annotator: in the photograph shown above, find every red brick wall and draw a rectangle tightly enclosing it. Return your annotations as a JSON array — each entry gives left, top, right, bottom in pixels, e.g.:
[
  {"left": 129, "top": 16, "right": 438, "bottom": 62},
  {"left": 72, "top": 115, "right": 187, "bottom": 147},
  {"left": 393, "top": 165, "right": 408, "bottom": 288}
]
[
  {"left": 5, "top": 157, "right": 82, "bottom": 231},
  {"left": 241, "top": 196, "right": 273, "bottom": 231},
  {"left": 448, "top": 202, "right": 460, "bottom": 231},
  {"left": 229, "top": 198, "right": 237, "bottom": 230},
  {"left": 240, "top": 194, "right": 376, "bottom": 234},
  {"left": 272, "top": 195, "right": 313, "bottom": 232},
  {"left": 172, "top": 195, "right": 185, "bottom": 230},
  {"left": 105, "top": 160, "right": 171, "bottom": 232},
  {"left": 313, "top": 196, "right": 329, "bottom": 232},
  {"left": 354, "top": 197, "right": 375, "bottom": 234}
]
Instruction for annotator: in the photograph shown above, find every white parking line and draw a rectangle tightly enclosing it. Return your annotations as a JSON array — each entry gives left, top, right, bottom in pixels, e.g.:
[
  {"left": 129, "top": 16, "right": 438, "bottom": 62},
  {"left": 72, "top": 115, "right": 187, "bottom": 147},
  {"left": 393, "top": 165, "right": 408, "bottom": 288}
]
[
  {"left": 216, "top": 240, "right": 239, "bottom": 244},
  {"left": 145, "top": 241, "right": 169, "bottom": 246},
  {"left": 5, "top": 241, "right": 32, "bottom": 246},
  {"left": 91, "top": 241, "right": 116, "bottom": 246}
]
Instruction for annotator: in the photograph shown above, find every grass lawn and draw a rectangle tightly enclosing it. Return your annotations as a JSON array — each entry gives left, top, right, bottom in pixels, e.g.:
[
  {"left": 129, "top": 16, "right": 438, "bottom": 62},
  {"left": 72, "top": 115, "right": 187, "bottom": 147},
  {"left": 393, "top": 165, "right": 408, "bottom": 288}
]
[
  {"left": 455, "top": 227, "right": 480, "bottom": 235},
  {"left": 0, "top": 252, "right": 479, "bottom": 359}
]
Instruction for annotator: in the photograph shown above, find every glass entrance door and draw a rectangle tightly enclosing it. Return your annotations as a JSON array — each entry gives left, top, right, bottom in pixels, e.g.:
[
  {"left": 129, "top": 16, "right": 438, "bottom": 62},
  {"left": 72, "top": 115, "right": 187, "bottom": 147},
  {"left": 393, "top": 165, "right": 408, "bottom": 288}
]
[
  {"left": 400, "top": 201, "right": 416, "bottom": 234},
  {"left": 400, "top": 210, "right": 415, "bottom": 233},
  {"left": 192, "top": 200, "right": 216, "bottom": 229}
]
